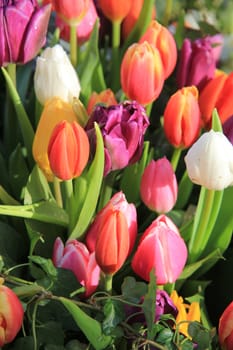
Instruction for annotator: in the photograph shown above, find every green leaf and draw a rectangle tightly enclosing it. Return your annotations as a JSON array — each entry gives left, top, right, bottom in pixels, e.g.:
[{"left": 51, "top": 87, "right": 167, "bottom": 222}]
[
  {"left": 211, "top": 108, "right": 223, "bottom": 132},
  {"left": 103, "top": 299, "right": 125, "bottom": 335},
  {"left": 59, "top": 297, "right": 112, "bottom": 350},
  {"left": 188, "top": 322, "right": 213, "bottom": 349},
  {"left": 69, "top": 123, "right": 104, "bottom": 240},
  {"left": 142, "top": 270, "right": 157, "bottom": 340},
  {"left": 9, "top": 144, "right": 29, "bottom": 199},
  {"left": 121, "top": 276, "right": 148, "bottom": 303},
  {"left": 29, "top": 256, "right": 57, "bottom": 278}
]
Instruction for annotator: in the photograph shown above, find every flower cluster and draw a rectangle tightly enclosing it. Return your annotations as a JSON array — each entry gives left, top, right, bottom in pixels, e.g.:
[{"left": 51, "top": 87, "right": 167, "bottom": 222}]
[{"left": 0, "top": 0, "right": 233, "bottom": 349}]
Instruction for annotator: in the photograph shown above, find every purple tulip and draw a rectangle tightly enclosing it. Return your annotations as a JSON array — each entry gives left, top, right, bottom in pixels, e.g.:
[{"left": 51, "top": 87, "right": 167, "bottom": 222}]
[
  {"left": 85, "top": 100, "right": 150, "bottom": 176},
  {"left": 0, "top": 0, "right": 51, "bottom": 66},
  {"left": 223, "top": 115, "right": 233, "bottom": 145},
  {"left": 176, "top": 34, "right": 223, "bottom": 90}
]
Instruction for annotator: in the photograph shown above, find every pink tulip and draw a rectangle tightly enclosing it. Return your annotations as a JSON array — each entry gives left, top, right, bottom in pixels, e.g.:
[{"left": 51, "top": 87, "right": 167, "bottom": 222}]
[
  {"left": 140, "top": 157, "right": 178, "bottom": 213},
  {"left": 0, "top": 282, "right": 24, "bottom": 347},
  {"left": 219, "top": 301, "right": 233, "bottom": 350},
  {"left": 52, "top": 238, "right": 100, "bottom": 297},
  {"left": 131, "top": 215, "right": 187, "bottom": 284},
  {"left": 86, "top": 191, "right": 137, "bottom": 257}
]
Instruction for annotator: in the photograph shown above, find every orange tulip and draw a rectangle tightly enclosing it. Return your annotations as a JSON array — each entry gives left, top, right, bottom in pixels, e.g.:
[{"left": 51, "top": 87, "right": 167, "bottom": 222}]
[
  {"left": 120, "top": 41, "right": 164, "bottom": 105},
  {"left": 163, "top": 86, "right": 201, "bottom": 148},
  {"left": 51, "top": 0, "right": 90, "bottom": 24},
  {"left": 87, "top": 89, "right": 117, "bottom": 115},
  {"left": 98, "top": 0, "right": 132, "bottom": 22},
  {"left": 139, "top": 20, "right": 177, "bottom": 79},
  {"left": 199, "top": 71, "right": 233, "bottom": 127},
  {"left": 32, "top": 97, "right": 78, "bottom": 181}
]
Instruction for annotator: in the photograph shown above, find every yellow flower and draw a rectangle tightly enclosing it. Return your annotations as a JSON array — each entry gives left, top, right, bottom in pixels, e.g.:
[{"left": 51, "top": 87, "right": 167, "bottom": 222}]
[{"left": 170, "top": 290, "right": 201, "bottom": 338}]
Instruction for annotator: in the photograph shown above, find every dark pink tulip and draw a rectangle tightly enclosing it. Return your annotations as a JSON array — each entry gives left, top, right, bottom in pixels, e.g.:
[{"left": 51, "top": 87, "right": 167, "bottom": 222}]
[
  {"left": 140, "top": 157, "right": 178, "bottom": 213},
  {"left": 0, "top": 0, "right": 51, "bottom": 66},
  {"left": 85, "top": 101, "right": 149, "bottom": 176},
  {"left": 176, "top": 35, "right": 223, "bottom": 91},
  {"left": 86, "top": 191, "right": 137, "bottom": 257},
  {"left": 223, "top": 115, "right": 233, "bottom": 145},
  {"left": 131, "top": 215, "right": 187, "bottom": 284},
  {"left": 52, "top": 237, "right": 100, "bottom": 297}
]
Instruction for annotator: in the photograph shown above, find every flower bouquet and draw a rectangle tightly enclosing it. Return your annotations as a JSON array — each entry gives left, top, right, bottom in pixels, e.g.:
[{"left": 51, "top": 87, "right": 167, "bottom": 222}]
[{"left": 0, "top": 0, "right": 233, "bottom": 349}]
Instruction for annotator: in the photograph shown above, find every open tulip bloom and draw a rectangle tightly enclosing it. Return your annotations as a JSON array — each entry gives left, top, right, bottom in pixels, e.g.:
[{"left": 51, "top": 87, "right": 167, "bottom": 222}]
[{"left": 0, "top": 1, "right": 232, "bottom": 349}]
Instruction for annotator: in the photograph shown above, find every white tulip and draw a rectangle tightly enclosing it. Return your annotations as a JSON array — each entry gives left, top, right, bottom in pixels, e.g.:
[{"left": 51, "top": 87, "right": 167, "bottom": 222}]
[
  {"left": 184, "top": 130, "right": 233, "bottom": 190},
  {"left": 34, "top": 44, "right": 81, "bottom": 105}
]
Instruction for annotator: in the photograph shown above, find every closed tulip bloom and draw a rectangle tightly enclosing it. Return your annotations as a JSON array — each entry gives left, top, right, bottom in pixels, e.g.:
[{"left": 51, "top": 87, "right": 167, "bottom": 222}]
[
  {"left": 176, "top": 35, "right": 223, "bottom": 90},
  {"left": 85, "top": 101, "right": 149, "bottom": 176},
  {"left": 131, "top": 215, "right": 188, "bottom": 284},
  {"left": 199, "top": 72, "right": 233, "bottom": 127},
  {"left": 34, "top": 44, "right": 81, "bottom": 105},
  {"left": 52, "top": 0, "right": 89, "bottom": 24},
  {"left": 0, "top": 281, "right": 24, "bottom": 347},
  {"left": 33, "top": 97, "right": 78, "bottom": 181},
  {"left": 219, "top": 301, "right": 233, "bottom": 350},
  {"left": 87, "top": 89, "right": 117, "bottom": 115},
  {"left": 48, "top": 120, "right": 90, "bottom": 180},
  {"left": 86, "top": 191, "right": 137, "bottom": 257},
  {"left": 163, "top": 86, "right": 201, "bottom": 148},
  {"left": 139, "top": 20, "right": 177, "bottom": 79},
  {"left": 120, "top": 41, "right": 165, "bottom": 105},
  {"left": 52, "top": 238, "right": 100, "bottom": 297},
  {"left": 140, "top": 157, "right": 178, "bottom": 213},
  {"left": 98, "top": 0, "right": 132, "bottom": 22},
  {"left": 0, "top": 0, "right": 51, "bottom": 66},
  {"left": 184, "top": 130, "right": 233, "bottom": 190}
]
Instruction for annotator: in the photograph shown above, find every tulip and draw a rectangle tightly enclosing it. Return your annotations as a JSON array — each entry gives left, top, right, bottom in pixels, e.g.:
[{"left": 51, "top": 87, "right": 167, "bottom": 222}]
[
  {"left": 140, "top": 157, "right": 178, "bottom": 213},
  {"left": 120, "top": 41, "right": 165, "bottom": 105},
  {"left": 98, "top": 0, "right": 132, "bottom": 22},
  {"left": 170, "top": 290, "right": 201, "bottom": 338},
  {"left": 52, "top": 237, "right": 100, "bottom": 297},
  {"left": 48, "top": 120, "right": 90, "bottom": 180},
  {"left": 51, "top": 0, "right": 89, "bottom": 24},
  {"left": 218, "top": 301, "right": 233, "bottom": 350},
  {"left": 184, "top": 130, "right": 233, "bottom": 190},
  {"left": 223, "top": 115, "right": 233, "bottom": 145},
  {"left": 131, "top": 215, "right": 188, "bottom": 284},
  {"left": 199, "top": 72, "right": 233, "bottom": 127},
  {"left": 0, "top": 0, "right": 51, "bottom": 66},
  {"left": 86, "top": 191, "right": 137, "bottom": 257},
  {"left": 139, "top": 20, "right": 177, "bottom": 79},
  {"left": 176, "top": 35, "right": 223, "bottom": 90},
  {"left": 85, "top": 101, "right": 149, "bottom": 176},
  {"left": 55, "top": 0, "right": 99, "bottom": 45},
  {"left": 0, "top": 281, "right": 24, "bottom": 346},
  {"left": 33, "top": 97, "right": 78, "bottom": 181},
  {"left": 87, "top": 89, "right": 117, "bottom": 115},
  {"left": 163, "top": 86, "right": 201, "bottom": 148},
  {"left": 34, "top": 44, "right": 81, "bottom": 105}
]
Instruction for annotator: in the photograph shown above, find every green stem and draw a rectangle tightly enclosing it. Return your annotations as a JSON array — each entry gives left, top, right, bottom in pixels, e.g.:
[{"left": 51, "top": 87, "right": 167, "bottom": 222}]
[
  {"left": 146, "top": 102, "right": 153, "bottom": 117},
  {"left": 111, "top": 20, "right": 121, "bottom": 91},
  {"left": 97, "top": 171, "right": 117, "bottom": 212},
  {"left": 163, "top": 0, "right": 173, "bottom": 26},
  {"left": 65, "top": 179, "right": 74, "bottom": 231},
  {"left": 70, "top": 24, "right": 78, "bottom": 67},
  {"left": 170, "top": 147, "right": 182, "bottom": 172},
  {"left": 53, "top": 177, "right": 63, "bottom": 208},
  {"left": 104, "top": 274, "right": 113, "bottom": 294}
]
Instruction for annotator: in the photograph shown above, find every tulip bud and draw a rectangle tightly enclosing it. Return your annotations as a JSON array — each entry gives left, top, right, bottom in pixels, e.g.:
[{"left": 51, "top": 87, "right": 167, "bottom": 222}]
[
  {"left": 86, "top": 191, "right": 137, "bottom": 256},
  {"left": 163, "top": 86, "right": 201, "bottom": 148},
  {"left": 120, "top": 41, "right": 165, "bottom": 105},
  {"left": 98, "top": 0, "right": 132, "bottom": 22},
  {"left": 218, "top": 301, "right": 233, "bottom": 350},
  {"left": 52, "top": 0, "right": 90, "bottom": 25},
  {"left": 34, "top": 44, "right": 81, "bottom": 105},
  {"left": 52, "top": 237, "right": 100, "bottom": 297},
  {"left": 185, "top": 130, "right": 233, "bottom": 190},
  {"left": 0, "top": 1, "right": 51, "bottom": 66},
  {"left": 33, "top": 97, "right": 78, "bottom": 181},
  {"left": 87, "top": 89, "right": 117, "bottom": 115},
  {"left": 131, "top": 215, "right": 188, "bottom": 284},
  {"left": 140, "top": 157, "right": 178, "bottom": 213},
  {"left": 139, "top": 20, "right": 177, "bottom": 79},
  {"left": 0, "top": 281, "right": 24, "bottom": 347},
  {"left": 48, "top": 120, "right": 90, "bottom": 180},
  {"left": 199, "top": 72, "right": 233, "bottom": 127}
]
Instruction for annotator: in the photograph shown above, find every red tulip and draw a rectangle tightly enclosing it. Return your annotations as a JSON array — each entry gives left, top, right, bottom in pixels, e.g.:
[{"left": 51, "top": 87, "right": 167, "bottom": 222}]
[
  {"left": 140, "top": 157, "right": 178, "bottom": 213},
  {"left": 51, "top": 0, "right": 90, "bottom": 24},
  {"left": 98, "top": 0, "right": 132, "bottom": 22},
  {"left": 139, "top": 20, "right": 177, "bottom": 79},
  {"left": 163, "top": 86, "right": 201, "bottom": 148},
  {"left": 48, "top": 120, "right": 90, "bottom": 180},
  {"left": 52, "top": 238, "right": 100, "bottom": 297},
  {"left": 120, "top": 41, "right": 165, "bottom": 105},
  {"left": 131, "top": 215, "right": 188, "bottom": 284},
  {"left": 0, "top": 282, "right": 24, "bottom": 347},
  {"left": 218, "top": 301, "right": 233, "bottom": 350}
]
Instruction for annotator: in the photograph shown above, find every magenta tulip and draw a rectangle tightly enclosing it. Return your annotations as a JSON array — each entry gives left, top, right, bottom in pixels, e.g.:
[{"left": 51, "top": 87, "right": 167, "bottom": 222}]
[
  {"left": 140, "top": 157, "right": 178, "bottom": 213},
  {"left": 52, "top": 238, "right": 100, "bottom": 297},
  {"left": 0, "top": 0, "right": 51, "bottom": 66},
  {"left": 131, "top": 215, "right": 187, "bottom": 284}
]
